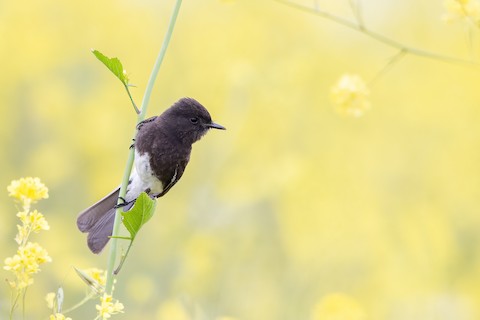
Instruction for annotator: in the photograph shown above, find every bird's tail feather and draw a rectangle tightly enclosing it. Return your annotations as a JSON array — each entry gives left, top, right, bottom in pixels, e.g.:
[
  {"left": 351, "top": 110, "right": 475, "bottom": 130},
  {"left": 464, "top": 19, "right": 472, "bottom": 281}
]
[
  {"left": 87, "top": 208, "right": 116, "bottom": 254},
  {"left": 77, "top": 187, "right": 120, "bottom": 254}
]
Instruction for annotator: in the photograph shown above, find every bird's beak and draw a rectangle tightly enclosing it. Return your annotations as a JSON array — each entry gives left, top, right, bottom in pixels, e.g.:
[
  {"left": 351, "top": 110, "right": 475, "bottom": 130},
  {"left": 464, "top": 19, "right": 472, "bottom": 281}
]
[{"left": 208, "top": 122, "right": 226, "bottom": 130}]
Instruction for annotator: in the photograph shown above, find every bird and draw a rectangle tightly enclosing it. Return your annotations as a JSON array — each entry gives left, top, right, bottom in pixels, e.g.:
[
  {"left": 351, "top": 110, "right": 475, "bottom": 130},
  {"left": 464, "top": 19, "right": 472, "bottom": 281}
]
[{"left": 77, "top": 97, "right": 225, "bottom": 254}]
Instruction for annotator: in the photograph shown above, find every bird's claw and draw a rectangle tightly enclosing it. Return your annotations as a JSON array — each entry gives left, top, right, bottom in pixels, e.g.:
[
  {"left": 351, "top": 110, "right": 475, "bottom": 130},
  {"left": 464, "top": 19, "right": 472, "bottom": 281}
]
[{"left": 114, "top": 197, "right": 133, "bottom": 209}]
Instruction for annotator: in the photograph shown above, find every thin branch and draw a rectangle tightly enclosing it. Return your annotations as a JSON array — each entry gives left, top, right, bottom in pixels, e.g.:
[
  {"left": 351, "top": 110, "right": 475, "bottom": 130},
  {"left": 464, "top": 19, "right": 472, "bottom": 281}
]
[
  {"left": 275, "top": 0, "right": 476, "bottom": 66},
  {"left": 22, "top": 288, "right": 27, "bottom": 320},
  {"left": 369, "top": 48, "right": 407, "bottom": 86},
  {"left": 113, "top": 240, "right": 134, "bottom": 275},
  {"left": 9, "top": 290, "right": 20, "bottom": 320},
  {"left": 124, "top": 84, "right": 140, "bottom": 114},
  {"left": 348, "top": 0, "right": 364, "bottom": 29},
  {"left": 63, "top": 292, "right": 97, "bottom": 314}
]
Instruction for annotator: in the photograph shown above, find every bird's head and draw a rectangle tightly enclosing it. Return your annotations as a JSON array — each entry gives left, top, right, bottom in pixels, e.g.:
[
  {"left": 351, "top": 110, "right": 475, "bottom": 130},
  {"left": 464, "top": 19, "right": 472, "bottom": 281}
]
[{"left": 162, "top": 97, "right": 225, "bottom": 144}]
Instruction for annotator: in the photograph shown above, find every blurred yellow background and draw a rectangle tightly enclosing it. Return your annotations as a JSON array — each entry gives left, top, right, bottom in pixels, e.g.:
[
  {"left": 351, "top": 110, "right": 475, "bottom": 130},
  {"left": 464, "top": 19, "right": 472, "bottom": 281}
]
[{"left": 2, "top": 0, "right": 480, "bottom": 319}]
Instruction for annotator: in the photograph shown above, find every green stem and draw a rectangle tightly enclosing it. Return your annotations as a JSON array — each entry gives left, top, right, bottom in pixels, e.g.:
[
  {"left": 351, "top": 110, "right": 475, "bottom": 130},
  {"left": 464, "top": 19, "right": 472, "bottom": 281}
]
[
  {"left": 275, "top": 0, "right": 475, "bottom": 65},
  {"left": 113, "top": 239, "right": 134, "bottom": 275},
  {"left": 22, "top": 287, "right": 27, "bottom": 320},
  {"left": 138, "top": 1, "right": 183, "bottom": 120},
  {"left": 124, "top": 84, "right": 140, "bottom": 114},
  {"left": 348, "top": 0, "right": 364, "bottom": 28},
  {"left": 104, "top": 0, "right": 183, "bottom": 295},
  {"left": 63, "top": 291, "right": 97, "bottom": 314},
  {"left": 369, "top": 48, "right": 407, "bottom": 86},
  {"left": 10, "top": 290, "right": 20, "bottom": 320}
]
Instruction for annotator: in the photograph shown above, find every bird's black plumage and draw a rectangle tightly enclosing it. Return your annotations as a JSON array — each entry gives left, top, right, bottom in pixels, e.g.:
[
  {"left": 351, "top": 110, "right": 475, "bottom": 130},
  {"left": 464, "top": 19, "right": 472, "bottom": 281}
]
[{"left": 77, "top": 97, "right": 225, "bottom": 253}]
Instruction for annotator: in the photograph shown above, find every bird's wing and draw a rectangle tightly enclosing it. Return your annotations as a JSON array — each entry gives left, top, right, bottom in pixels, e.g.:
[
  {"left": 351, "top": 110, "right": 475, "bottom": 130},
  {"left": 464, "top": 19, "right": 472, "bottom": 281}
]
[
  {"left": 156, "top": 161, "right": 186, "bottom": 198},
  {"left": 136, "top": 116, "right": 157, "bottom": 130}
]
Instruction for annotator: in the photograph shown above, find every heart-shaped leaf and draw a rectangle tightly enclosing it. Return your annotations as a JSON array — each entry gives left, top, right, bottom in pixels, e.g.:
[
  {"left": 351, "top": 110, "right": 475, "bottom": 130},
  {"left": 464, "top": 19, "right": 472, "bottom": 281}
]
[{"left": 121, "top": 192, "right": 156, "bottom": 240}]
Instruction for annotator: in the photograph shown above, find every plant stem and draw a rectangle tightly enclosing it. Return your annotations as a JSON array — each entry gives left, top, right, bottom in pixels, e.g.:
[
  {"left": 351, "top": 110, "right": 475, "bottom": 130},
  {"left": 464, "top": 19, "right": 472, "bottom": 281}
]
[
  {"left": 63, "top": 291, "right": 97, "bottom": 314},
  {"left": 369, "top": 48, "right": 407, "bottom": 86},
  {"left": 113, "top": 239, "right": 134, "bottom": 275},
  {"left": 22, "top": 287, "right": 27, "bottom": 320},
  {"left": 104, "top": 0, "right": 183, "bottom": 295},
  {"left": 124, "top": 84, "right": 140, "bottom": 114},
  {"left": 348, "top": 0, "right": 364, "bottom": 28},
  {"left": 276, "top": 0, "right": 475, "bottom": 65},
  {"left": 10, "top": 290, "right": 20, "bottom": 320}
]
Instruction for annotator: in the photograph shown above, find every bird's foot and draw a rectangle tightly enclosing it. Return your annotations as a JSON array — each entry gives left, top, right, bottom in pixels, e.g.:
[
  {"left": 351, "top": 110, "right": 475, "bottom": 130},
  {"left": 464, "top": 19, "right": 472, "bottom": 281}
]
[{"left": 114, "top": 197, "right": 134, "bottom": 209}]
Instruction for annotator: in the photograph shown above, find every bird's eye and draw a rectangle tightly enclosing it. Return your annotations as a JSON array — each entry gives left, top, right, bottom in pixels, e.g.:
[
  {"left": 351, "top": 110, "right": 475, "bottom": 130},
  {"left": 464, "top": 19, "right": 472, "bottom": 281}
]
[{"left": 190, "top": 117, "right": 199, "bottom": 124}]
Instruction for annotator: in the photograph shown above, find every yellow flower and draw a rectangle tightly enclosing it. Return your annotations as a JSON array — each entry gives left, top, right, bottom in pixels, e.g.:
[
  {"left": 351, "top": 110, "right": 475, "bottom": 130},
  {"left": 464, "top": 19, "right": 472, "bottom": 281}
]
[
  {"left": 46, "top": 292, "right": 56, "bottom": 309},
  {"left": 4, "top": 242, "right": 51, "bottom": 288},
  {"left": 14, "top": 210, "right": 50, "bottom": 244},
  {"left": 330, "top": 74, "right": 371, "bottom": 117},
  {"left": 20, "top": 242, "right": 52, "bottom": 267},
  {"left": 49, "top": 313, "right": 72, "bottom": 320},
  {"left": 75, "top": 267, "right": 107, "bottom": 294},
  {"left": 311, "top": 293, "right": 366, "bottom": 320},
  {"left": 7, "top": 177, "right": 49, "bottom": 209},
  {"left": 4, "top": 253, "right": 34, "bottom": 288},
  {"left": 96, "top": 294, "right": 124, "bottom": 319},
  {"left": 84, "top": 268, "right": 107, "bottom": 287},
  {"left": 443, "top": 0, "right": 480, "bottom": 23},
  {"left": 19, "top": 210, "right": 50, "bottom": 232},
  {"left": 4, "top": 254, "right": 23, "bottom": 273}
]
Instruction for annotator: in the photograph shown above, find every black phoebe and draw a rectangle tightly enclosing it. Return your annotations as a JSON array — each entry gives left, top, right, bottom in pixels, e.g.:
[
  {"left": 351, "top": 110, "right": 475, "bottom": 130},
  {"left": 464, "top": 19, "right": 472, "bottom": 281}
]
[{"left": 77, "top": 97, "right": 225, "bottom": 253}]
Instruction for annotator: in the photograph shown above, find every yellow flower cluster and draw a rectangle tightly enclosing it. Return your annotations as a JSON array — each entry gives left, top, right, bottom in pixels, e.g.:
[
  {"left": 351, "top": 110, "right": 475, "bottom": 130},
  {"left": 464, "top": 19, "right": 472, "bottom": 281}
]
[
  {"left": 74, "top": 266, "right": 109, "bottom": 295},
  {"left": 443, "top": 0, "right": 480, "bottom": 24},
  {"left": 7, "top": 177, "right": 49, "bottom": 211},
  {"left": 4, "top": 242, "right": 52, "bottom": 288},
  {"left": 96, "top": 294, "right": 125, "bottom": 319},
  {"left": 4, "top": 178, "right": 51, "bottom": 293},
  {"left": 85, "top": 267, "right": 107, "bottom": 287},
  {"left": 330, "top": 74, "right": 371, "bottom": 117},
  {"left": 15, "top": 209, "right": 50, "bottom": 245}
]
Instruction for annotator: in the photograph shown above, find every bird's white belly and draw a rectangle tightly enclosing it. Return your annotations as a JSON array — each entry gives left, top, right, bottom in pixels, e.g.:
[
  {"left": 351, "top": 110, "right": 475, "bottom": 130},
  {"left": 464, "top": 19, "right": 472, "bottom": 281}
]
[{"left": 126, "top": 151, "right": 164, "bottom": 201}]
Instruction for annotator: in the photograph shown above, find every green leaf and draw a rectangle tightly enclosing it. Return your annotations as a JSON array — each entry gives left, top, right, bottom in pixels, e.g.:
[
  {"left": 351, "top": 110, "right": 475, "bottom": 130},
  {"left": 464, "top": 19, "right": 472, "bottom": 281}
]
[
  {"left": 121, "top": 192, "right": 156, "bottom": 240},
  {"left": 91, "top": 49, "right": 129, "bottom": 85}
]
